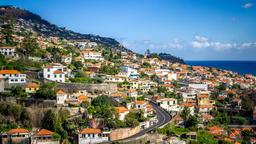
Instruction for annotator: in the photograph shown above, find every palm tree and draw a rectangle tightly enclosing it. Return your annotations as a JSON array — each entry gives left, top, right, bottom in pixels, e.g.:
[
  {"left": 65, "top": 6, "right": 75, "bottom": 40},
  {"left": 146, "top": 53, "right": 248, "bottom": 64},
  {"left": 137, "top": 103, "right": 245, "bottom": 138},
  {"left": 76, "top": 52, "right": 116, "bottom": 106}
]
[{"left": 180, "top": 106, "right": 190, "bottom": 124}]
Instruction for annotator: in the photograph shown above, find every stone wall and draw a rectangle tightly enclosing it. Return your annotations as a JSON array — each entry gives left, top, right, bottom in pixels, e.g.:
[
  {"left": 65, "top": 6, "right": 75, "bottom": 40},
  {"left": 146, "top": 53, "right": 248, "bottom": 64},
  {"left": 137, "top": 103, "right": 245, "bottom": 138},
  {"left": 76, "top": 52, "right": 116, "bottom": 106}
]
[
  {"left": 119, "top": 134, "right": 165, "bottom": 144},
  {"left": 57, "top": 83, "right": 117, "bottom": 94},
  {"left": 110, "top": 126, "right": 140, "bottom": 141}
]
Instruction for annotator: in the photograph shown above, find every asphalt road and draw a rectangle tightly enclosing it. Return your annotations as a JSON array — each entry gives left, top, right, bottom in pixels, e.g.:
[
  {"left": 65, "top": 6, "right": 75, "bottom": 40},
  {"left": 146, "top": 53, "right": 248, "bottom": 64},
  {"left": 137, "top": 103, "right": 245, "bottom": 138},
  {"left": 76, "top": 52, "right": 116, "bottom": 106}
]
[{"left": 116, "top": 101, "right": 172, "bottom": 142}]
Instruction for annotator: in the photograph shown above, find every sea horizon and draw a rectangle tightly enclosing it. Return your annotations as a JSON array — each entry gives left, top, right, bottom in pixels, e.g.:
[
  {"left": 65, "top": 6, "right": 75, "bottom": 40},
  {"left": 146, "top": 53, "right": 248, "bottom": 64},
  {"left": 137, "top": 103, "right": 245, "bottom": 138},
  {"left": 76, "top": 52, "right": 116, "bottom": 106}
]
[{"left": 186, "top": 60, "right": 256, "bottom": 76}]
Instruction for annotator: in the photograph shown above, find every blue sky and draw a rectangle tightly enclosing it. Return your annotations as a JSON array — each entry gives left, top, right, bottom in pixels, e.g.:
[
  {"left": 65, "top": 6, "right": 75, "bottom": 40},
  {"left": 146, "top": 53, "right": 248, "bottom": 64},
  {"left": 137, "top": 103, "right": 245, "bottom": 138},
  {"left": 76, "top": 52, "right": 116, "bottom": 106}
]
[{"left": 1, "top": 0, "right": 256, "bottom": 60}]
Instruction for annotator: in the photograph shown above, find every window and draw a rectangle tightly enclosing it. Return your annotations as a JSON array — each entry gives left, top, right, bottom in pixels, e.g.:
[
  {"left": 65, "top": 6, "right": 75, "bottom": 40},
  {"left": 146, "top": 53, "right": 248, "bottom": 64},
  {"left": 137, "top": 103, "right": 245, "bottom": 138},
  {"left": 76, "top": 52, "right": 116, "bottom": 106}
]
[
  {"left": 54, "top": 74, "right": 57, "bottom": 78},
  {"left": 47, "top": 74, "right": 50, "bottom": 78},
  {"left": 48, "top": 69, "right": 50, "bottom": 72}
]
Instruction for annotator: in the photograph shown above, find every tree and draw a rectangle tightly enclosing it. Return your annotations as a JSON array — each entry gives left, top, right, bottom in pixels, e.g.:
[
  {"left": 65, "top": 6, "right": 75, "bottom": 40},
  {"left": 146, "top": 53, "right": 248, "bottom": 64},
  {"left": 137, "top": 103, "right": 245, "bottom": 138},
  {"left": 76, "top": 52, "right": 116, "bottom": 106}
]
[
  {"left": 185, "top": 115, "right": 198, "bottom": 130},
  {"left": 241, "top": 130, "right": 250, "bottom": 142},
  {"left": 0, "top": 14, "right": 15, "bottom": 45},
  {"left": 180, "top": 107, "right": 190, "bottom": 125},
  {"left": 35, "top": 82, "right": 56, "bottom": 99},
  {"left": 197, "top": 131, "right": 217, "bottom": 144},
  {"left": 20, "top": 109, "right": 32, "bottom": 128},
  {"left": 19, "top": 34, "right": 40, "bottom": 57},
  {"left": 10, "top": 86, "right": 27, "bottom": 98},
  {"left": 41, "top": 110, "right": 56, "bottom": 131}
]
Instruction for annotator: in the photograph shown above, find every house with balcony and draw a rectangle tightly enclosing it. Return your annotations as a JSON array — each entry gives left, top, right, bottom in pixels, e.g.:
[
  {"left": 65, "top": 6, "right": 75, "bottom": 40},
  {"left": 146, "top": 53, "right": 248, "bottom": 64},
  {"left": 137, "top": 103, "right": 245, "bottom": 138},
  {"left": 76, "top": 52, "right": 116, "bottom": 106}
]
[
  {"left": 81, "top": 49, "right": 104, "bottom": 61},
  {"left": 197, "top": 91, "right": 214, "bottom": 114},
  {"left": 78, "top": 128, "right": 110, "bottom": 144},
  {"left": 43, "top": 63, "right": 70, "bottom": 83},
  {"left": 0, "top": 46, "right": 16, "bottom": 57},
  {"left": 157, "top": 98, "right": 180, "bottom": 113},
  {"left": 0, "top": 70, "right": 26, "bottom": 84}
]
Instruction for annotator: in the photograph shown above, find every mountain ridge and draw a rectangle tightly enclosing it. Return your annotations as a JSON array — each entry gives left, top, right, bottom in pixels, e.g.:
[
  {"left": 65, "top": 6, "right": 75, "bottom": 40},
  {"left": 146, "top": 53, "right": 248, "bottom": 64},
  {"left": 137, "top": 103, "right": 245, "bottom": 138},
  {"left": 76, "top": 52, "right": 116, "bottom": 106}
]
[{"left": 0, "top": 5, "right": 184, "bottom": 64}]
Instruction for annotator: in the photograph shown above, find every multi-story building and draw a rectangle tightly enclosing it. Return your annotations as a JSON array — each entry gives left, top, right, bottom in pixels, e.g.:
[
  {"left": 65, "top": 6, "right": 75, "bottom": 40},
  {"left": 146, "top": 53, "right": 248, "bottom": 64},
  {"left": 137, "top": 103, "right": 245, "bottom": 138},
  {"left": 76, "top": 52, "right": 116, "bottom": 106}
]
[
  {"left": 157, "top": 98, "right": 180, "bottom": 113},
  {"left": 81, "top": 49, "right": 104, "bottom": 61},
  {"left": 0, "top": 70, "right": 26, "bottom": 84},
  {"left": 43, "top": 63, "right": 70, "bottom": 83}
]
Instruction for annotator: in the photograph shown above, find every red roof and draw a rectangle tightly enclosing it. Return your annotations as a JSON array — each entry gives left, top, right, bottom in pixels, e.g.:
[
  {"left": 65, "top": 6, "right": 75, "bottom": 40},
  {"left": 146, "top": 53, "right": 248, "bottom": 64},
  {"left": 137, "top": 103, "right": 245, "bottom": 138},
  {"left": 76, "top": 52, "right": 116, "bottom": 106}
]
[
  {"left": 0, "top": 70, "right": 21, "bottom": 74},
  {"left": 8, "top": 128, "right": 30, "bottom": 134},
  {"left": 53, "top": 70, "right": 64, "bottom": 74},
  {"left": 36, "top": 129, "right": 54, "bottom": 136},
  {"left": 26, "top": 83, "right": 39, "bottom": 88},
  {"left": 80, "top": 128, "right": 101, "bottom": 134}
]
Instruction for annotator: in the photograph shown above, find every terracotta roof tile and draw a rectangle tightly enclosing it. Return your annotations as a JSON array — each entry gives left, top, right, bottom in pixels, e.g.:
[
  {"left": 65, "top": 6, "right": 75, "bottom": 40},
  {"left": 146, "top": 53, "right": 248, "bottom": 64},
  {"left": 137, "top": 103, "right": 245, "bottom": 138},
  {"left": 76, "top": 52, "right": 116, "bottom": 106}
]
[
  {"left": 78, "top": 95, "right": 88, "bottom": 102},
  {"left": 0, "top": 70, "right": 21, "bottom": 74},
  {"left": 8, "top": 128, "right": 30, "bottom": 134},
  {"left": 80, "top": 128, "right": 101, "bottom": 134},
  {"left": 115, "top": 107, "right": 129, "bottom": 113},
  {"left": 36, "top": 129, "right": 54, "bottom": 136},
  {"left": 53, "top": 70, "right": 64, "bottom": 74},
  {"left": 26, "top": 83, "right": 39, "bottom": 88}
]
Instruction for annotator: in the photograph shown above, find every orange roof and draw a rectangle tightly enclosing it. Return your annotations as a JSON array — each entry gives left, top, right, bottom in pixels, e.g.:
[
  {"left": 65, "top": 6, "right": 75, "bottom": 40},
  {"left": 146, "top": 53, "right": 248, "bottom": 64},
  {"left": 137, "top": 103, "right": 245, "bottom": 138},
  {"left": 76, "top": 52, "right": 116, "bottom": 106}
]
[
  {"left": 56, "top": 89, "right": 66, "bottom": 95},
  {"left": 158, "top": 98, "right": 176, "bottom": 101},
  {"left": 127, "top": 89, "right": 137, "bottom": 93},
  {"left": 8, "top": 128, "right": 30, "bottom": 134},
  {"left": 207, "top": 126, "right": 225, "bottom": 135},
  {"left": 115, "top": 107, "right": 129, "bottom": 113},
  {"left": 135, "top": 100, "right": 146, "bottom": 105},
  {"left": 179, "top": 103, "right": 195, "bottom": 107},
  {"left": 111, "top": 92, "right": 126, "bottom": 97},
  {"left": 198, "top": 105, "right": 214, "bottom": 108},
  {"left": 36, "top": 129, "right": 54, "bottom": 136},
  {"left": 78, "top": 95, "right": 88, "bottom": 102},
  {"left": 0, "top": 70, "right": 21, "bottom": 74},
  {"left": 26, "top": 83, "right": 39, "bottom": 88},
  {"left": 198, "top": 93, "right": 209, "bottom": 98},
  {"left": 0, "top": 46, "right": 15, "bottom": 49},
  {"left": 80, "top": 128, "right": 101, "bottom": 134},
  {"left": 53, "top": 70, "right": 64, "bottom": 74}
]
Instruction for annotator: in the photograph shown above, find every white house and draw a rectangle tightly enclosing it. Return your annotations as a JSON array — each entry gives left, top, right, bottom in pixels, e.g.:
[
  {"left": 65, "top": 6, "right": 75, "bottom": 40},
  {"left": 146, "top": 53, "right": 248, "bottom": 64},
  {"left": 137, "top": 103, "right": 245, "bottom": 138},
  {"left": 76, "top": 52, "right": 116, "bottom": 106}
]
[
  {"left": 157, "top": 98, "right": 180, "bottom": 113},
  {"left": 78, "top": 128, "right": 109, "bottom": 144},
  {"left": 81, "top": 49, "right": 104, "bottom": 61},
  {"left": 56, "top": 90, "right": 67, "bottom": 105},
  {"left": 104, "top": 75, "right": 125, "bottom": 83},
  {"left": 120, "top": 66, "right": 138, "bottom": 79},
  {"left": 43, "top": 63, "right": 70, "bottom": 83},
  {"left": 61, "top": 53, "right": 72, "bottom": 64},
  {"left": 0, "top": 70, "right": 26, "bottom": 84},
  {"left": 115, "top": 107, "right": 129, "bottom": 120},
  {"left": 134, "top": 100, "right": 147, "bottom": 109},
  {"left": 168, "top": 73, "right": 177, "bottom": 81},
  {"left": 188, "top": 84, "right": 208, "bottom": 91},
  {"left": 127, "top": 89, "right": 138, "bottom": 98},
  {"left": 0, "top": 46, "right": 16, "bottom": 56}
]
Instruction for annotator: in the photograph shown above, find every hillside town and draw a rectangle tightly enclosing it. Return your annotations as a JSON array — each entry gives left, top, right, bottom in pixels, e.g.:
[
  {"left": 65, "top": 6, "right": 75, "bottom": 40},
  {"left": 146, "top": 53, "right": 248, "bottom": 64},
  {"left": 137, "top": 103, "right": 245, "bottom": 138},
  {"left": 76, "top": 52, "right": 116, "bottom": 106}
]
[{"left": 0, "top": 6, "right": 256, "bottom": 144}]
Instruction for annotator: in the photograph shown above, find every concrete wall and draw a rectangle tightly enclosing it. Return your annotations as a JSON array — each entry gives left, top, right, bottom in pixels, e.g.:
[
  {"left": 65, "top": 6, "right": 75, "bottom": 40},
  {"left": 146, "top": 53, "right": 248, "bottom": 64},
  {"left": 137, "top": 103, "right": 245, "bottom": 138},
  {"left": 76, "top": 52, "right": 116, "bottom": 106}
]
[
  {"left": 110, "top": 126, "right": 140, "bottom": 141},
  {"left": 57, "top": 83, "right": 117, "bottom": 94}
]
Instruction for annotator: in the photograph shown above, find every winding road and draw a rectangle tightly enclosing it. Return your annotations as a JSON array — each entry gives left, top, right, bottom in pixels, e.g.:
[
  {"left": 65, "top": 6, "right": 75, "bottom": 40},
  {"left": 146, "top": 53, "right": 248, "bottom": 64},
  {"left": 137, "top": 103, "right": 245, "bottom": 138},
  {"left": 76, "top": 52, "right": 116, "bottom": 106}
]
[{"left": 116, "top": 100, "right": 172, "bottom": 142}]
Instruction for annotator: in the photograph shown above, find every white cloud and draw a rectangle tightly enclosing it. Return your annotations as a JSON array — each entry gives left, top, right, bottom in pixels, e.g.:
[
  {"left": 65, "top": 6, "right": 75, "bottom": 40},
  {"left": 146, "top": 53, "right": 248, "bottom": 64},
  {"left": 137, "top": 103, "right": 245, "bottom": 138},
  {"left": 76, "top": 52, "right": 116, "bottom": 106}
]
[
  {"left": 191, "top": 35, "right": 236, "bottom": 50},
  {"left": 243, "top": 3, "right": 253, "bottom": 8},
  {"left": 241, "top": 42, "right": 256, "bottom": 48}
]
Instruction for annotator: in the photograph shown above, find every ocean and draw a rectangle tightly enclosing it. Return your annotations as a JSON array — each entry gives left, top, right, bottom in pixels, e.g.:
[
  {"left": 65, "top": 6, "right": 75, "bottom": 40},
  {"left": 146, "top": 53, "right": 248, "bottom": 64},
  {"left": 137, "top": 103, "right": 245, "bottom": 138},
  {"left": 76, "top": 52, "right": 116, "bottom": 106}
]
[{"left": 185, "top": 61, "right": 256, "bottom": 76}]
